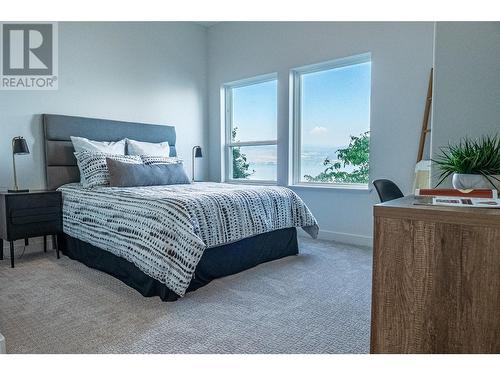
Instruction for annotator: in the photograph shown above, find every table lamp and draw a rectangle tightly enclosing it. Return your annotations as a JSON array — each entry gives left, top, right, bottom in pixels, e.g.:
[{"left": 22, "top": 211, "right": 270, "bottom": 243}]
[
  {"left": 192, "top": 146, "right": 202, "bottom": 181},
  {"left": 9, "top": 136, "right": 30, "bottom": 193}
]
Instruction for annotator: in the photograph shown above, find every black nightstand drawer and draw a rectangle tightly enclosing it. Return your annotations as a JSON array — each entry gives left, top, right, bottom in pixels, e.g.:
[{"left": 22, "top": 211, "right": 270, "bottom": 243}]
[
  {"left": 8, "top": 220, "right": 62, "bottom": 240},
  {"left": 11, "top": 213, "right": 60, "bottom": 225},
  {"left": 6, "top": 193, "right": 61, "bottom": 210},
  {"left": 10, "top": 206, "right": 60, "bottom": 224}
]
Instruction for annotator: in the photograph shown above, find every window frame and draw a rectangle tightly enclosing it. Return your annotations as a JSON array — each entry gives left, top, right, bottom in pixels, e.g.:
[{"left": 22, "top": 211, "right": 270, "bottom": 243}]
[
  {"left": 223, "top": 73, "right": 278, "bottom": 185},
  {"left": 289, "top": 52, "right": 372, "bottom": 189}
]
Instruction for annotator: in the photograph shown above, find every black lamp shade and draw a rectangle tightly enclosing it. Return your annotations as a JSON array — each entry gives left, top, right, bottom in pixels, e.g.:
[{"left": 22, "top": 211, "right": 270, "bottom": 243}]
[
  {"left": 13, "top": 137, "right": 30, "bottom": 155},
  {"left": 194, "top": 146, "right": 202, "bottom": 158}
]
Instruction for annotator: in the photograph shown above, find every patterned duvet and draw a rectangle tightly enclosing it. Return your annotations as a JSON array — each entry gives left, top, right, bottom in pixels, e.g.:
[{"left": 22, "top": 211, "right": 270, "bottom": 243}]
[{"left": 58, "top": 182, "right": 319, "bottom": 297}]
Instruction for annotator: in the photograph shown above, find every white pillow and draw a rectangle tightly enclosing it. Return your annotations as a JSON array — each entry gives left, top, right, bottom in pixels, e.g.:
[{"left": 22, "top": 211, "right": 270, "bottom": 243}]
[
  {"left": 71, "top": 136, "right": 126, "bottom": 155},
  {"left": 126, "top": 139, "right": 170, "bottom": 156}
]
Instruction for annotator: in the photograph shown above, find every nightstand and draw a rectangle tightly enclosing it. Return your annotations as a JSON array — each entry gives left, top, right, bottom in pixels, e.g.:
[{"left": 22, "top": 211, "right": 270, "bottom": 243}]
[{"left": 0, "top": 190, "right": 62, "bottom": 268}]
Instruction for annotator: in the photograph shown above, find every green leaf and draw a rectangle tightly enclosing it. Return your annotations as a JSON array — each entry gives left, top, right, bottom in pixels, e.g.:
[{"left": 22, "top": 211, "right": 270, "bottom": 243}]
[
  {"left": 432, "top": 134, "right": 500, "bottom": 187},
  {"left": 304, "top": 131, "right": 370, "bottom": 184}
]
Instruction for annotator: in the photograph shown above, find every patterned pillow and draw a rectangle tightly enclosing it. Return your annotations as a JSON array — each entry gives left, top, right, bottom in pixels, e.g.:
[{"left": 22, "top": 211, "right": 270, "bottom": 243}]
[
  {"left": 75, "top": 152, "right": 142, "bottom": 188},
  {"left": 140, "top": 155, "right": 183, "bottom": 165}
]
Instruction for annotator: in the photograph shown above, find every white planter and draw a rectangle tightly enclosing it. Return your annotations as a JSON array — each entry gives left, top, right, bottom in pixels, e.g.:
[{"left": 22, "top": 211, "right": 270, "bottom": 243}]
[{"left": 452, "top": 173, "right": 500, "bottom": 190}]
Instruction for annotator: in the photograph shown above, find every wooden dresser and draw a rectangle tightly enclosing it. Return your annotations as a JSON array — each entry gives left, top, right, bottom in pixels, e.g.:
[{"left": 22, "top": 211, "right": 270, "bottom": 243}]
[{"left": 370, "top": 196, "right": 500, "bottom": 353}]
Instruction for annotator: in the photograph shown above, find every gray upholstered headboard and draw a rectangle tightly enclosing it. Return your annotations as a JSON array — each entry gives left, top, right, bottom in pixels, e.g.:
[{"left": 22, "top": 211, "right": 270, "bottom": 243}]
[{"left": 43, "top": 114, "right": 177, "bottom": 190}]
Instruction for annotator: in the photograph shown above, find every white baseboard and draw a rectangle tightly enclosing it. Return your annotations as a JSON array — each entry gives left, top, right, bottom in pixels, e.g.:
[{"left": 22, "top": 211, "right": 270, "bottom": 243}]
[
  {"left": 0, "top": 333, "right": 6, "bottom": 354},
  {"left": 298, "top": 228, "right": 372, "bottom": 248}
]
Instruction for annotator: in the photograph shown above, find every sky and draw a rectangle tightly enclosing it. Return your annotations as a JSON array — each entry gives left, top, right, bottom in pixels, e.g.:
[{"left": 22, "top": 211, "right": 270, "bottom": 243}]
[
  {"left": 301, "top": 61, "right": 371, "bottom": 148},
  {"left": 231, "top": 61, "right": 371, "bottom": 149},
  {"left": 232, "top": 79, "right": 277, "bottom": 142}
]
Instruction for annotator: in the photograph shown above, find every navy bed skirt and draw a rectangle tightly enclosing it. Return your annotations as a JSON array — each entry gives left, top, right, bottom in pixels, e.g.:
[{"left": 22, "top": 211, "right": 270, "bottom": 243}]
[{"left": 59, "top": 227, "right": 298, "bottom": 301}]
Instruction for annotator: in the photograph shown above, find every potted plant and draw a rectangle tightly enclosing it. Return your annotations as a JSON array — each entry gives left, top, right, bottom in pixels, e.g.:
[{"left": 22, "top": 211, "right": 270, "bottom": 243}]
[{"left": 433, "top": 135, "right": 500, "bottom": 190}]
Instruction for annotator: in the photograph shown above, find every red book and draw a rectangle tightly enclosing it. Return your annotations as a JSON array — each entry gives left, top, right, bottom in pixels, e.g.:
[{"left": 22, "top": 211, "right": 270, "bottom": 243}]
[{"left": 415, "top": 188, "right": 498, "bottom": 199}]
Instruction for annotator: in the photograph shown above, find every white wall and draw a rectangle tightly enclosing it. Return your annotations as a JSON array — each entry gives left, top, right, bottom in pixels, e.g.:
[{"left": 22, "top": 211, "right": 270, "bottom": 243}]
[
  {"left": 207, "top": 22, "right": 435, "bottom": 245},
  {"left": 431, "top": 22, "right": 500, "bottom": 186},
  {"left": 0, "top": 22, "right": 208, "bottom": 190}
]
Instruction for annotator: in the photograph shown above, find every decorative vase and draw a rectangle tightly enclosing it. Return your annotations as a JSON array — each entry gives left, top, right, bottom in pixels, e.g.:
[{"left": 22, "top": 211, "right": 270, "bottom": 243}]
[{"left": 452, "top": 173, "right": 500, "bottom": 190}]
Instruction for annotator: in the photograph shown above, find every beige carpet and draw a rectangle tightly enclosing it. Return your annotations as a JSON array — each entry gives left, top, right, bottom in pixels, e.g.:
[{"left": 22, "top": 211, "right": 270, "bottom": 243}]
[{"left": 0, "top": 237, "right": 372, "bottom": 354}]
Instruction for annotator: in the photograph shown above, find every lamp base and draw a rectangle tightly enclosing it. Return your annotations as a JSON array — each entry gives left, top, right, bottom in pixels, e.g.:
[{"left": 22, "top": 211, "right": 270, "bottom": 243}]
[{"left": 8, "top": 189, "right": 29, "bottom": 193}]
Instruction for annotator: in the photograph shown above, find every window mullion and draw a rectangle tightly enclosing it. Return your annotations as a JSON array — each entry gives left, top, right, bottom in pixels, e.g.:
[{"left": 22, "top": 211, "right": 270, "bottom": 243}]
[
  {"left": 228, "top": 140, "right": 277, "bottom": 147},
  {"left": 225, "top": 86, "right": 233, "bottom": 182},
  {"left": 294, "top": 71, "right": 302, "bottom": 185}
]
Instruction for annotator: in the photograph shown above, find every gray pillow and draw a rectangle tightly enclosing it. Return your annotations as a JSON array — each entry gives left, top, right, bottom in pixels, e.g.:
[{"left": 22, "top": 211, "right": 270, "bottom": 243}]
[{"left": 106, "top": 158, "right": 191, "bottom": 187}]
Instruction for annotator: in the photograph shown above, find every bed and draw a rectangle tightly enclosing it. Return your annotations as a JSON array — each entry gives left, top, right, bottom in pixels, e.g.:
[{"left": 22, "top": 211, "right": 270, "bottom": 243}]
[{"left": 43, "top": 114, "right": 318, "bottom": 301}]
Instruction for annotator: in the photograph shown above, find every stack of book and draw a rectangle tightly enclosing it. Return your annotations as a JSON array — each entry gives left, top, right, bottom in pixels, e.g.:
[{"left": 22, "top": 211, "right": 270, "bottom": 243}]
[{"left": 415, "top": 188, "right": 500, "bottom": 208}]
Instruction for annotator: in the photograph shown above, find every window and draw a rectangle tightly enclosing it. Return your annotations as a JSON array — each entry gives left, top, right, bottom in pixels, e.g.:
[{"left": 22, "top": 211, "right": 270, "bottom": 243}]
[
  {"left": 224, "top": 74, "right": 278, "bottom": 183},
  {"left": 291, "top": 53, "right": 371, "bottom": 187}
]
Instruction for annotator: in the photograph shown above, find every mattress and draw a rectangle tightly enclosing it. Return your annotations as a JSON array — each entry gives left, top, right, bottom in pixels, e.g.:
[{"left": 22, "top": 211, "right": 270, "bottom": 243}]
[{"left": 58, "top": 182, "right": 319, "bottom": 296}]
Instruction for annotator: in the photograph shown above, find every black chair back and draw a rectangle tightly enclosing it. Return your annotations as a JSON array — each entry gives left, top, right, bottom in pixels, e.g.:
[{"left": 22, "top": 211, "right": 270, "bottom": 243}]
[{"left": 373, "top": 179, "right": 404, "bottom": 203}]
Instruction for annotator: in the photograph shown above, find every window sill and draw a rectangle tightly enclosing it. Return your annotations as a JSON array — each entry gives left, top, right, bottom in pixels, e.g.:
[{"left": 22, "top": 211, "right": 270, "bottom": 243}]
[
  {"left": 289, "top": 183, "right": 372, "bottom": 192},
  {"left": 225, "top": 179, "right": 278, "bottom": 186}
]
